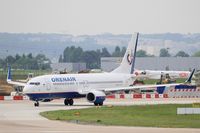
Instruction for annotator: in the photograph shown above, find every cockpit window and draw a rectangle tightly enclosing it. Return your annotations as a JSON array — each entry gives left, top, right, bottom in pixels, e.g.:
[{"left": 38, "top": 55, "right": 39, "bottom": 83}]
[{"left": 29, "top": 82, "right": 40, "bottom": 85}]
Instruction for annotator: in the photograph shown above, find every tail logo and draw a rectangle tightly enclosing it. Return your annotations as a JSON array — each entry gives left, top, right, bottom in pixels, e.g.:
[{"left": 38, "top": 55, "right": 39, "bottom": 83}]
[{"left": 127, "top": 51, "right": 133, "bottom": 65}]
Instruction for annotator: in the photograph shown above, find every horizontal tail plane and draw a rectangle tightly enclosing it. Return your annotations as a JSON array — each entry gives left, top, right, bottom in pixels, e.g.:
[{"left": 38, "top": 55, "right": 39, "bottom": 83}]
[{"left": 6, "top": 66, "right": 26, "bottom": 86}]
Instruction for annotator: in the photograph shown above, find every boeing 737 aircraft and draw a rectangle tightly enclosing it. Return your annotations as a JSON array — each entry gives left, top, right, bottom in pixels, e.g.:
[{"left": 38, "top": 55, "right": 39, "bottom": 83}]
[{"left": 7, "top": 33, "right": 195, "bottom": 107}]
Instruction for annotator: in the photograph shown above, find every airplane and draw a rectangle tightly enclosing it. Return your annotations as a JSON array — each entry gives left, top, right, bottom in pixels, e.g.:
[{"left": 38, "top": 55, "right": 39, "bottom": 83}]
[
  {"left": 134, "top": 69, "right": 190, "bottom": 79},
  {"left": 7, "top": 33, "right": 195, "bottom": 107}
]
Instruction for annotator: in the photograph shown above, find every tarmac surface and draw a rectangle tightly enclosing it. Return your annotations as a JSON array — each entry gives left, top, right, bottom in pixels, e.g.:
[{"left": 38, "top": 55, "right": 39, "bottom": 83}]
[{"left": 1, "top": 98, "right": 200, "bottom": 133}]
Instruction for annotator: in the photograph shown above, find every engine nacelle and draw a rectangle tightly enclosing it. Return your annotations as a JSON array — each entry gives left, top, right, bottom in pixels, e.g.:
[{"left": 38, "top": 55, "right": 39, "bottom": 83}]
[{"left": 86, "top": 91, "right": 106, "bottom": 105}]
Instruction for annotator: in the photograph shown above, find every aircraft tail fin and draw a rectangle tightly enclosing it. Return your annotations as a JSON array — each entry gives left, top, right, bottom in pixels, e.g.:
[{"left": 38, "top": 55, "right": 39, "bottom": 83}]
[{"left": 111, "top": 33, "right": 139, "bottom": 74}]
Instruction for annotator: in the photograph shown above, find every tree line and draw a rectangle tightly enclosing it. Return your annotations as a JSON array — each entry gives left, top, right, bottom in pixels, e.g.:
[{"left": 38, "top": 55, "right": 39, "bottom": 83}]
[
  {"left": 159, "top": 48, "right": 189, "bottom": 57},
  {"left": 59, "top": 46, "right": 129, "bottom": 69},
  {"left": 1, "top": 46, "right": 200, "bottom": 70},
  {"left": 59, "top": 46, "right": 200, "bottom": 69},
  {"left": 0, "top": 54, "right": 51, "bottom": 70}
]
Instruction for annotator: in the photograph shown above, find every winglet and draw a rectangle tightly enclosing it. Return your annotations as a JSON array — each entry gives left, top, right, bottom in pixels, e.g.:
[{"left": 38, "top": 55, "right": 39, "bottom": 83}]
[
  {"left": 7, "top": 66, "right": 12, "bottom": 82},
  {"left": 185, "top": 69, "right": 195, "bottom": 83}
]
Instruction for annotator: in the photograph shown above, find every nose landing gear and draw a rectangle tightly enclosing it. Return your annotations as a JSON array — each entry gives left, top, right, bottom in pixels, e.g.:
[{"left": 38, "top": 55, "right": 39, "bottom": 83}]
[
  {"left": 64, "top": 98, "right": 74, "bottom": 106},
  {"left": 34, "top": 101, "right": 39, "bottom": 107}
]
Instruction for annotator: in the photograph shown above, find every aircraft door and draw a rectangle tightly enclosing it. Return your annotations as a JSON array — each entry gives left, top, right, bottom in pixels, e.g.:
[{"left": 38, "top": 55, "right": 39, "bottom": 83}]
[
  {"left": 83, "top": 80, "right": 90, "bottom": 92},
  {"left": 45, "top": 79, "right": 51, "bottom": 98},
  {"left": 46, "top": 82, "right": 51, "bottom": 91}
]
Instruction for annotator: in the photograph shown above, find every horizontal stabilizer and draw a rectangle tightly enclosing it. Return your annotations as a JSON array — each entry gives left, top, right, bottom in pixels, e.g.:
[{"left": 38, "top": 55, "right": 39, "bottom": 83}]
[{"left": 7, "top": 66, "right": 26, "bottom": 86}]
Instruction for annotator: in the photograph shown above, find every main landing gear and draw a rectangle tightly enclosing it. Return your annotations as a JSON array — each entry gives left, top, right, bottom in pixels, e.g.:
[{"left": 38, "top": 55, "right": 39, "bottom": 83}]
[
  {"left": 34, "top": 101, "right": 39, "bottom": 107},
  {"left": 94, "top": 102, "right": 103, "bottom": 106},
  {"left": 64, "top": 98, "right": 74, "bottom": 106}
]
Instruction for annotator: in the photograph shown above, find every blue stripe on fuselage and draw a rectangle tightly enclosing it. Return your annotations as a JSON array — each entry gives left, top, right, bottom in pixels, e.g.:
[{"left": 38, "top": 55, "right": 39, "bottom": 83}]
[{"left": 26, "top": 92, "right": 85, "bottom": 101}]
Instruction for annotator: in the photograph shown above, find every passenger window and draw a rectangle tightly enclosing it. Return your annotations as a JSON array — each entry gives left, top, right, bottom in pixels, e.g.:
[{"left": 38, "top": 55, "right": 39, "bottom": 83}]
[
  {"left": 29, "top": 82, "right": 34, "bottom": 85},
  {"left": 35, "top": 82, "right": 40, "bottom": 85},
  {"left": 29, "top": 82, "right": 40, "bottom": 85}
]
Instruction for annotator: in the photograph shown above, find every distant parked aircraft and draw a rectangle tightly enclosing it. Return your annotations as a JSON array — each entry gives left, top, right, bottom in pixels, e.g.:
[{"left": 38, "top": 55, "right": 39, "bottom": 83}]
[{"left": 134, "top": 69, "right": 190, "bottom": 79}]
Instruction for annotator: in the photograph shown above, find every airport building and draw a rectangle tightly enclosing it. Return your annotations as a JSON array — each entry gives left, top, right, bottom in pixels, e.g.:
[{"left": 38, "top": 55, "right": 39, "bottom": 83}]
[
  {"left": 101, "top": 57, "right": 200, "bottom": 72},
  {"left": 51, "top": 63, "right": 86, "bottom": 72}
]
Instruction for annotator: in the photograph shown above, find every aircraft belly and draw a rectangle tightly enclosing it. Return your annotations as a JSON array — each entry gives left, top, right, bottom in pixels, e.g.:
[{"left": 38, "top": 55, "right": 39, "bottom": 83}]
[{"left": 26, "top": 91, "right": 85, "bottom": 101}]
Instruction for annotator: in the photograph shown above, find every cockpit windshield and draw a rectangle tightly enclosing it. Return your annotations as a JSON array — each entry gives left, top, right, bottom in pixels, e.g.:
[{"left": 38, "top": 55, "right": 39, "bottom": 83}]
[{"left": 29, "top": 82, "right": 40, "bottom": 85}]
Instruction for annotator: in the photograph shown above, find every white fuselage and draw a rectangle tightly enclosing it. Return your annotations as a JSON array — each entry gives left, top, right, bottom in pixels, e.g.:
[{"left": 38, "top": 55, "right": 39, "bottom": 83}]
[{"left": 23, "top": 73, "right": 134, "bottom": 100}]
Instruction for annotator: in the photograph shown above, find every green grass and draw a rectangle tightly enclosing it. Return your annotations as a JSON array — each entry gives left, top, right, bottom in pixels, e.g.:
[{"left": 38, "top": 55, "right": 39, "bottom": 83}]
[{"left": 40, "top": 104, "right": 200, "bottom": 128}]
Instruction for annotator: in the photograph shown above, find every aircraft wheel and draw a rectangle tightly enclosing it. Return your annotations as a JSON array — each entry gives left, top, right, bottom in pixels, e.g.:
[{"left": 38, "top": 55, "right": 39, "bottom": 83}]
[
  {"left": 64, "top": 98, "right": 69, "bottom": 106},
  {"left": 99, "top": 102, "right": 103, "bottom": 106},
  {"left": 34, "top": 101, "right": 39, "bottom": 107},
  {"left": 94, "top": 102, "right": 99, "bottom": 106},
  {"left": 94, "top": 102, "right": 103, "bottom": 106},
  {"left": 69, "top": 99, "right": 74, "bottom": 106}
]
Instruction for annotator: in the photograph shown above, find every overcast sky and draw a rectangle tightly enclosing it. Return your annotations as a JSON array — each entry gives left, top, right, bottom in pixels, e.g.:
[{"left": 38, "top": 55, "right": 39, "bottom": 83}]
[{"left": 0, "top": 0, "right": 199, "bottom": 35}]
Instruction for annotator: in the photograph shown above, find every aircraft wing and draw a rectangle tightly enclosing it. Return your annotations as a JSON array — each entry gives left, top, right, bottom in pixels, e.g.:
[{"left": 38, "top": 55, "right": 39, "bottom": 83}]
[
  {"left": 79, "top": 81, "right": 184, "bottom": 95},
  {"left": 103, "top": 83, "right": 181, "bottom": 92},
  {"left": 7, "top": 66, "right": 26, "bottom": 87},
  {"left": 7, "top": 80, "right": 26, "bottom": 87}
]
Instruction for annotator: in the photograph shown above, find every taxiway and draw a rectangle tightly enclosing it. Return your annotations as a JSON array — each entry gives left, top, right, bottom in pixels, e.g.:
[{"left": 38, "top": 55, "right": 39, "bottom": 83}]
[{"left": 0, "top": 98, "right": 200, "bottom": 133}]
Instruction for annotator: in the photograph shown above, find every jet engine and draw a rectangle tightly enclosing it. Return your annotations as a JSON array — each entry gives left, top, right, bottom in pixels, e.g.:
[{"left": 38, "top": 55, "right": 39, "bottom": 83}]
[{"left": 86, "top": 90, "right": 106, "bottom": 106}]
